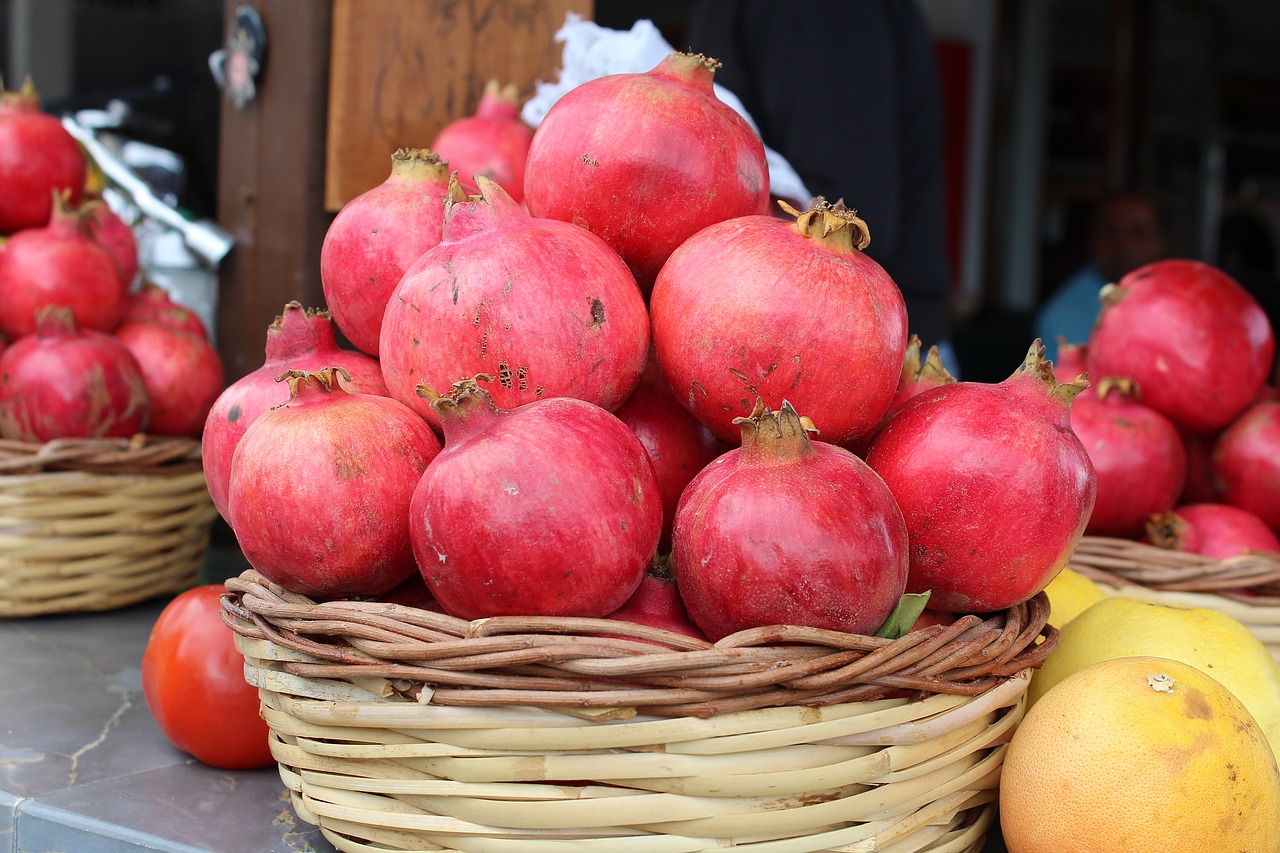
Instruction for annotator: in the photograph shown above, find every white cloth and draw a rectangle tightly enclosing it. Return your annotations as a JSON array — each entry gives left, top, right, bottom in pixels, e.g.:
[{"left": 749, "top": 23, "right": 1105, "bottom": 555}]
[{"left": 521, "top": 13, "right": 812, "bottom": 207}]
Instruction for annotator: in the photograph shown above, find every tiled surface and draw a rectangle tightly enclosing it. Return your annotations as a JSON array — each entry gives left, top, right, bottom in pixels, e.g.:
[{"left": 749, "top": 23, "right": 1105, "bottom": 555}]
[{"left": 0, "top": 582, "right": 333, "bottom": 853}]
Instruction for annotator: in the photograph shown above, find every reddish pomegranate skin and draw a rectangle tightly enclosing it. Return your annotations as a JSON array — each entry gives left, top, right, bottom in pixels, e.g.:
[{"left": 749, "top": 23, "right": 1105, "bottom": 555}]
[
  {"left": 202, "top": 302, "right": 389, "bottom": 521},
  {"left": 0, "top": 196, "right": 127, "bottom": 340},
  {"left": 432, "top": 82, "right": 534, "bottom": 203},
  {"left": 0, "top": 79, "right": 86, "bottom": 233},
  {"left": 1070, "top": 378, "right": 1186, "bottom": 538},
  {"left": 1212, "top": 401, "right": 1280, "bottom": 534},
  {"left": 1180, "top": 431, "right": 1221, "bottom": 504},
  {"left": 115, "top": 320, "right": 224, "bottom": 437},
  {"left": 320, "top": 149, "right": 451, "bottom": 356},
  {"left": 524, "top": 52, "right": 770, "bottom": 291},
  {"left": 380, "top": 176, "right": 649, "bottom": 428},
  {"left": 607, "top": 573, "right": 708, "bottom": 641},
  {"left": 0, "top": 307, "right": 149, "bottom": 441},
  {"left": 673, "top": 401, "right": 909, "bottom": 641},
  {"left": 613, "top": 351, "right": 728, "bottom": 550},
  {"left": 228, "top": 369, "right": 442, "bottom": 599},
  {"left": 409, "top": 379, "right": 661, "bottom": 619},
  {"left": 122, "top": 282, "right": 208, "bottom": 340},
  {"left": 86, "top": 203, "right": 139, "bottom": 286},
  {"left": 651, "top": 202, "right": 908, "bottom": 446},
  {"left": 1087, "top": 260, "right": 1275, "bottom": 435},
  {"left": 1146, "top": 503, "right": 1280, "bottom": 560},
  {"left": 865, "top": 342, "right": 1096, "bottom": 613}
]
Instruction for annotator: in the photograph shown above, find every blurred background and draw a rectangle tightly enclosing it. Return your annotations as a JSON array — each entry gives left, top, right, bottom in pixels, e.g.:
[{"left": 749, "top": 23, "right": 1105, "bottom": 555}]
[{"left": 3, "top": 0, "right": 1279, "bottom": 382}]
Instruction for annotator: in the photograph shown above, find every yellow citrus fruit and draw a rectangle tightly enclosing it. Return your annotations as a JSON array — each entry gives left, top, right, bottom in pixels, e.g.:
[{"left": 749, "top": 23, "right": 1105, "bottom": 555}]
[
  {"left": 1042, "top": 567, "right": 1107, "bottom": 628},
  {"left": 1001, "top": 656, "right": 1280, "bottom": 853},
  {"left": 1029, "top": 596, "right": 1280, "bottom": 758}
]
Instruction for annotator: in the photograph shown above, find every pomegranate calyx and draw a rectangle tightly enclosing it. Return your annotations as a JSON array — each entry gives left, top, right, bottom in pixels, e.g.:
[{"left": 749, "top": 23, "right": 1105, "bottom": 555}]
[
  {"left": 652, "top": 52, "right": 721, "bottom": 90},
  {"left": 780, "top": 197, "right": 872, "bottom": 252},
  {"left": 33, "top": 304, "right": 78, "bottom": 337},
  {"left": 419, "top": 374, "right": 505, "bottom": 422},
  {"left": 476, "top": 79, "right": 522, "bottom": 115},
  {"left": 1010, "top": 339, "right": 1091, "bottom": 406},
  {"left": 1098, "top": 282, "right": 1125, "bottom": 308},
  {"left": 265, "top": 301, "right": 336, "bottom": 361},
  {"left": 1095, "top": 376, "right": 1140, "bottom": 402},
  {"left": 275, "top": 366, "right": 352, "bottom": 399},
  {"left": 901, "top": 334, "right": 956, "bottom": 388},
  {"left": 1144, "top": 511, "right": 1188, "bottom": 551},
  {"left": 390, "top": 147, "right": 449, "bottom": 181},
  {"left": 734, "top": 398, "right": 819, "bottom": 460},
  {"left": 0, "top": 75, "right": 39, "bottom": 109}
]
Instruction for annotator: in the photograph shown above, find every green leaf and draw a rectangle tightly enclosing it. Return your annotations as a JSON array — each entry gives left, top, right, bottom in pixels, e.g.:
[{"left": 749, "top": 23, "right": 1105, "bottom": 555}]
[{"left": 874, "top": 592, "right": 933, "bottom": 640}]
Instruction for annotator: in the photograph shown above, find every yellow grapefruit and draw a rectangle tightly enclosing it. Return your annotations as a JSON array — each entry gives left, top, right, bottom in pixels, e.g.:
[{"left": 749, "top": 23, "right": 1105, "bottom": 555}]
[
  {"left": 1001, "top": 655, "right": 1280, "bottom": 852},
  {"left": 1042, "top": 566, "right": 1107, "bottom": 628}
]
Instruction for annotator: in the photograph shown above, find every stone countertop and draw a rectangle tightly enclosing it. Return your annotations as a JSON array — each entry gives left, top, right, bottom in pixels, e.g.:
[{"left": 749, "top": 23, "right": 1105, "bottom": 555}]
[{"left": 0, "top": 593, "right": 334, "bottom": 853}]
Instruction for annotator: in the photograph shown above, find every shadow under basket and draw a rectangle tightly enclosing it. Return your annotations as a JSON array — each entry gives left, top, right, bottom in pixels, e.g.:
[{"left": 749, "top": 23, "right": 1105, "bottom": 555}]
[
  {"left": 224, "top": 571, "right": 1057, "bottom": 853},
  {"left": 0, "top": 436, "right": 218, "bottom": 617},
  {"left": 1070, "top": 535, "right": 1280, "bottom": 662}
]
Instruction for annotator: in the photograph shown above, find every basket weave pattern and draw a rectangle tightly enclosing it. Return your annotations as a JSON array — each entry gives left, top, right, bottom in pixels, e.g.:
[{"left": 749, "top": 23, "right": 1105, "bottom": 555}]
[
  {"left": 0, "top": 437, "right": 217, "bottom": 617},
  {"left": 224, "top": 571, "right": 1055, "bottom": 852},
  {"left": 1070, "top": 535, "right": 1280, "bottom": 660}
]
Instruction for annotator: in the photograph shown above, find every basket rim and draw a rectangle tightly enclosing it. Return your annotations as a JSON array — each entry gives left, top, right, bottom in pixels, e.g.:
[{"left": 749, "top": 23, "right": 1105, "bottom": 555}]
[
  {"left": 222, "top": 569, "right": 1056, "bottom": 719},
  {"left": 1070, "top": 534, "right": 1280, "bottom": 600},
  {"left": 0, "top": 434, "right": 203, "bottom": 476}
]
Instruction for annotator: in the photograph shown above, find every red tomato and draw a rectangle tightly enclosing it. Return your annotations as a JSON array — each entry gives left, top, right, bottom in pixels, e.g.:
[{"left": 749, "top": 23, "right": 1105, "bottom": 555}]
[{"left": 141, "top": 584, "right": 274, "bottom": 770}]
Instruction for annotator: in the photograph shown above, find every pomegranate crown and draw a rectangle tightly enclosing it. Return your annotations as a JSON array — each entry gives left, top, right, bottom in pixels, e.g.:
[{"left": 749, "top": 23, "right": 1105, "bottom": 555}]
[
  {"left": 274, "top": 366, "right": 351, "bottom": 398},
  {"left": 1012, "top": 339, "right": 1091, "bottom": 405},
  {"left": 779, "top": 197, "right": 871, "bottom": 251},
  {"left": 417, "top": 374, "right": 499, "bottom": 413},
  {"left": 734, "top": 398, "right": 819, "bottom": 459}
]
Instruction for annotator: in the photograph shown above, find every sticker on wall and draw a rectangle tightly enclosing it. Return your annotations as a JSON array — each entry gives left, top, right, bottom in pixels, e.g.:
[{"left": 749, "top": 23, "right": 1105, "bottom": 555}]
[{"left": 209, "top": 5, "right": 268, "bottom": 109}]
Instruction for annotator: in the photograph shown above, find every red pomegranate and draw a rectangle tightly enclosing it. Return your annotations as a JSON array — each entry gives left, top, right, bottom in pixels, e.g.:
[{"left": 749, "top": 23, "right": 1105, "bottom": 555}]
[
  {"left": 86, "top": 202, "right": 139, "bottom": 286},
  {"left": 1146, "top": 503, "right": 1280, "bottom": 560},
  {"left": 607, "top": 571, "right": 708, "bottom": 642},
  {"left": 673, "top": 400, "right": 909, "bottom": 640},
  {"left": 380, "top": 176, "right": 649, "bottom": 428},
  {"left": 203, "top": 302, "right": 389, "bottom": 520},
  {"left": 651, "top": 200, "right": 908, "bottom": 446},
  {"left": 320, "top": 148, "right": 451, "bottom": 356},
  {"left": 0, "top": 306, "right": 149, "bottom": 441},
  {"left": 524, "top": 51, "right": 770, "bottom": 291},
  {"left": 228, "top": 368, "right": 442, "bottom": 599},
  {"left": 122, "top": 282, "right": 208, "bottom": 340},
  {"left": 1212, "top": 400, "right": 1280, "bottom": 534},
  {"left": 1054, "top": 339, "right": 1089, "bottom": 379},
  {"left": 409, "top": 377, "right": 661, "bottom": 619},
  {"left": 612, "top": 350, "right": 728, "bottom": 550},
  {"left": 0, "top": 78, "right": 86, "bottom": 233},
  {"left": 1070, "top": 377, "right": 1186, "bottom": 538},
  {"left": 115, "top": 320, "right": 224, "bottom": 437},
  {"left": 888, "top": 335, "right": 958, "bottom": 413},
  {"left": 1087, "top": 260, "right": 1275, "bottom": 434},
  {"left": 432, "top": 81, "right": 534, "bottom": 203},
  {"left": 0, "top": 193, "right": 127, "bottom": 340},
  {"left": 865, "top": 341, "right": 1096, "bottom": 613}
]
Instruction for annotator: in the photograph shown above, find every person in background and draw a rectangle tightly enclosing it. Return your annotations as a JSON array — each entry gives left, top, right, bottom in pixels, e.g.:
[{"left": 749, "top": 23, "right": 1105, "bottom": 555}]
[
  {"left": 1035, "top": 192, "right": 1167, "bottom": 361},
  {"left": 685, "top": 0, "right": 956, "bottom": 374}
]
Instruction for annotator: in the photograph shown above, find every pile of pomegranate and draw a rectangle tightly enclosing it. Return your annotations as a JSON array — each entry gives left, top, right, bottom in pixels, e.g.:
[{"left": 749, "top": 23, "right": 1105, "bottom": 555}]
[
  {"left": 0, "top": 78, "right": 224, "bottom": 441},
  {"left": 202, "top": 52, "right": 1136, "bottom": 651},
  {"left": 1066, "top": 260, "right": 1280, "bottom": 560}
]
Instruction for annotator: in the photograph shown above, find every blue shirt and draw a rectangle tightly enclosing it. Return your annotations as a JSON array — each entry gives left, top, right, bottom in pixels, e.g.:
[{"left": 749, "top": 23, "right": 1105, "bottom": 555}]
[{"left": 1035, "top": 265, "right": 1108, "bottom": 362}]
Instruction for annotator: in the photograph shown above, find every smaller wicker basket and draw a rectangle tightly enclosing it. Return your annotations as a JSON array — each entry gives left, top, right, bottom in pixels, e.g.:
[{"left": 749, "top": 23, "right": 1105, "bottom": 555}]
[
  {"left": 1070, "top": 535, "right": 1280, "bottom": 660},
  {"left": 224, "top": 570, "right": 1056, "bottom": 853},
  {"left": 0, "top": 436, "right": 218, "bottom": 617}
]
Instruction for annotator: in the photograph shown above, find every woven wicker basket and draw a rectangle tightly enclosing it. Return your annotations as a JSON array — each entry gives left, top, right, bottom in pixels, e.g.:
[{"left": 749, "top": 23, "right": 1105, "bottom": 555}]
[
  {"left": 224, "top": 570, "right": 1056, "bottom": 852},
  {"left": 0, "top": 436, "right": 218, "bottom": 617},
  {"left": 1070, "top": 535, "right": 1280, "bottom": 661}
]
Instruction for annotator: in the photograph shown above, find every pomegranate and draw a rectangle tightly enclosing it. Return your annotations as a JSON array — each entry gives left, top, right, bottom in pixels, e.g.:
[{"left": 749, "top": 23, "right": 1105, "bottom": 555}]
[
  {"left": 380, "top": 176, "right": 649, "bottom": 428},
  {"left": 122, "top": 282, "right": 208, "bottom": 340},
  {"left": 864, "top": 341, "right": 1096, "bottom": 613},
  {"left": 523, "top": 51, "right": 770, "bottom": 291},
  {"left": 1087, "top": 260, "right": 1275, "bottom": 434},
  {"left": 115, "top": 320, "right": 224, "bottom": 437},
  {"left": 0, "top": 306, "right": 149, "bottom": 441},
  {"left": 612, "top": 349, "right": 728, "bottom": 550},
  {"left": 0, "top": 193, "right": 127, "bottom": 340},
  {"left": 86, "top": 202, "right": 139, "bottom": 286},
  {"left": 673, "top": 400, "right": 909, "bottom": 641},
  {"left": 607, "top": 571, "right": 708, "bottom": 641},
  {"left": 203, "top": 302, "right": 389, "bottom": 520},
  {"left": 0, "top": 77, "right": 86, "bottom": 233},
  {"left": 1070, "top": 377, "right": 1186, "bottom": 538},
  {"left": 650, "top": 200, "right": 908, "bottom": 446},
  {"left": 431, "top": 81, "right": 534, "bottom": 203},
  {"left": 1212, "top": 401, "right": 1280, "bottom": 534},
  {"left": 228, "top": 368, "right": 442, "bottom": 599},
  {"left": 409, "top": 377, "right": 661, "bottom": 619},
  {"left": 320, "top": 148, "right": 451, "bottom": 356},
  {"left": 1180, "top": 431, "right": 1221, "bottom": 504},
  {"left": 888, "top": 335, "right": 957, "bottom": 413},
  {"left": 1146, "top": 503, "right": 1280, "bottom": 560},
  {"left": 1054, "top": 339, "right": 1091, "bottom": 397}
]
